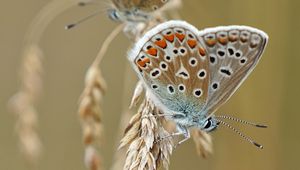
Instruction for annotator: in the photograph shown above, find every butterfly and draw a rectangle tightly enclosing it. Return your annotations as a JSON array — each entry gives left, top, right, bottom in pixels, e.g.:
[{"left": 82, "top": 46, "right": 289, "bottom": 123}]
[
  {"left": 108, "top": 0, "right": 171, "bottom": 22},
  {"left": 128, "top": 20, "right": 268, "bottom": 147}
]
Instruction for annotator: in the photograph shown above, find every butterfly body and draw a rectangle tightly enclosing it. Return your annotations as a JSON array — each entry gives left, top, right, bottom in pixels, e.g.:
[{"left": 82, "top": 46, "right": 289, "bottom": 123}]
[
  {"left": 129, "top": 20, "right": 268, "bottom": 139},
  {"left": 109, "top": 0, "right": 170, "bottom": 22}
]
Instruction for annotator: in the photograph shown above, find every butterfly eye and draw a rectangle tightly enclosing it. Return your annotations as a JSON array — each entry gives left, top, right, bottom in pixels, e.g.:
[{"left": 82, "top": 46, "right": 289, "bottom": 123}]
[
  {"left": 204, "top": 118, "right": 212, "bottom": 129},
  {"left": 108, "top": 9, "right": 120, "bottom": 21}
]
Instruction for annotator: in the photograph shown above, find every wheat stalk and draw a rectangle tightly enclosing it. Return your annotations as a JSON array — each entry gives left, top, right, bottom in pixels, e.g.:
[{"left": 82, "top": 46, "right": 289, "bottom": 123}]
[
  {"left": 120, "top": 88, "right": 174, "bottom": 170},
  {"left": 79, "top": 66, "right": 106, "bottom": 170},
  {"left": 78, "top": 24, "right": 124, "bottom": 170}
]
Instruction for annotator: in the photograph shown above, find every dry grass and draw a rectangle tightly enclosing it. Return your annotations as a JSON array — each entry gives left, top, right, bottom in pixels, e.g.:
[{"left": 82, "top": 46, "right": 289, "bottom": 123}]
[
  {"left": 79, "top": 66, "right": 106, "bottom": 170},
  {"left": 8, "top": 0, "right": 83, "bottom": 165},
  {"left": 77, "top": 24, "right": 124, "bottom": 170},
  {"left": 120, "top": 99, "right": 173, "bottom": 170},
  {"left": 9, "top": 44, "right": 43, "bottom": 164}
]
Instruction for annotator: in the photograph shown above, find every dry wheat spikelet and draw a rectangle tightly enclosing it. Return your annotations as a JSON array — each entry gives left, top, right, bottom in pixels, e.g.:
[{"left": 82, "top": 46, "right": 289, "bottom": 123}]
[
  {"left": 9, "top": 0, "right": 85, "bottom": 164},
  {"left": 191, "top": 129, "right": 213, "bottom": 158},
  {"left": 79, "top": 66, "right": 106, "bottom": 170},
  {"left": 9, "top": 44, "right": 43, "bottom": 164},
  {"left": 78, "top": 24, "right": 124, "bottom": 170},
  {"left": 120, "top": 97, "right": 173, "bottom": 170}
]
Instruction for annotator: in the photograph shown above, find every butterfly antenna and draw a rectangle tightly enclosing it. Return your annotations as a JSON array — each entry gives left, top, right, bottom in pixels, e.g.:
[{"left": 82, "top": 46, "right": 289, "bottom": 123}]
[
  {"left": 216, "top": 115, "right": 267, "bottom": 128},
  {"left": 65, "top": 10, "right": 102, "bottom": 30},
  {"left": 216, "top": 119, "right": 264, "bottom": 149}
]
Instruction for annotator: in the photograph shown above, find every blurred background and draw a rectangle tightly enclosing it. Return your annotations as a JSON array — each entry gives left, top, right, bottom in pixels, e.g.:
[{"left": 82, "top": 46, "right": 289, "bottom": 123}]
[{"left": 1, "top": 0, "right": 299, "bottom": 170}]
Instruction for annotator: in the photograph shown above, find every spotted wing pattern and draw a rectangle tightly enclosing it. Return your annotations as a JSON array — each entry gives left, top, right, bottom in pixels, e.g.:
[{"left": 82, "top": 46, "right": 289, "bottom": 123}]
[
  {"left": 129, "top": 21, "right": 210, "bottom": 114},
  {"left": 112, "top": 0, "right": 169, "bottom": 12},
  {"left": 199, "top": 26, "right": 268, "bottom": 115}
]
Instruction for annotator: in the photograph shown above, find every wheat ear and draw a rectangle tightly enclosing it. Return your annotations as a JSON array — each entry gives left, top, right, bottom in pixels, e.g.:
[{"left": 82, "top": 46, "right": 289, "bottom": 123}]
[
  {"left": 8, "top": 0, "right": 83, "bottom": 165},
  {"left": 120, "top": 93, "right": 173, "bottom": 170},
  {"left": 78, "top": 24, "right": 124, "bottom": 170}
]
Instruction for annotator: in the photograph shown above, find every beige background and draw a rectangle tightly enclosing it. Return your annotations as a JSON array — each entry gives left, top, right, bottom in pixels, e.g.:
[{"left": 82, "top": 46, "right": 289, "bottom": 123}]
[{"left": 1, "top": 0, "right": 299, "bottom": 170}]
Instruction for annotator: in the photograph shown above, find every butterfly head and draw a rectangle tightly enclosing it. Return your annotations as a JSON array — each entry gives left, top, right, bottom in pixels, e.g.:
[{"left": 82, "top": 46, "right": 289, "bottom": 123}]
[
  {"left": 198, "top": 115, "right": 220, "bottom": 132},
  {"left": 107, "top": 8, "right": 150, "bottom": 22},
  {"left": 107, "top": 8, "right": 121, "bottom": 21}
]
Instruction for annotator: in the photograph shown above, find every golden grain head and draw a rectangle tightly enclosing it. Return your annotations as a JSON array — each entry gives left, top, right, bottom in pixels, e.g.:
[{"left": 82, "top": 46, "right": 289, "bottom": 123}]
[
  {"left": 191, "top": 128, "right": 213, "bottom": 158},
  {"left": 122, "top": 100, "right": 173, "bottom": 170}
]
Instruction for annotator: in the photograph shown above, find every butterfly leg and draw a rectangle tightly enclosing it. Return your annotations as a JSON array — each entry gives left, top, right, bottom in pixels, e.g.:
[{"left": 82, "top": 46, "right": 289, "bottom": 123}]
[
  {"left": 157, "top": 125, "right": 190, "bottom": 147},
  {"left": 156, "top": 124, "right": 187, "bottom": 144},
  {"left": 142, "top": 112, "right": 185, "bottom": 119},
  {"left": 156, "top": 131, "right": 184, "bottom": 143},
  {"left": 176, "top": 125, "right": 191, "bottom": 146}
]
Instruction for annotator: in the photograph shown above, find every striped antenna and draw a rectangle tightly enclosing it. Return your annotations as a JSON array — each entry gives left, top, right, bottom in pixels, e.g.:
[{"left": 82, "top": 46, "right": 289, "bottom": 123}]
[
  {"left": 216, "top": 115, "right": 267, "bottom": 128},
  {"left": 216, "top": 119, "right": 264, "bottom": 149},
  {"left": 65, "top": 10, "right": 102, "bottom": 30}
]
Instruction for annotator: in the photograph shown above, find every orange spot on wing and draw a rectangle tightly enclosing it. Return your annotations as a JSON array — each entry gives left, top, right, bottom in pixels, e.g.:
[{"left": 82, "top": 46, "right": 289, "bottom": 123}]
[
  {"left": 155, "top": 39, "right": 167, "bottom": 49},
  {"left": 229, "top": 36, "right": 238, "bottom": 42},
  {"left": 175, "top": 33, "right": 185, "bottom": 42},
  {"left": 147, "top": 48, "right": 158, "bottom": 56},
  {"left": 137, "top": 58, "right": 150, "bottom": 68},
  {"left": 206, "top": 39, "right": 216, "bottom": 47},
  {"left": 240, "top": 37, "right": 248, "bottom": 43},
  {"left": 187, "top": 39, "right": 197, "bottom": 49},
  {"left": 164, "top": 34, "right": 175, "bottom": 42},
  {"left": 218, "top": 37, "right": 228, "bottom": 45},
  {"left": 250, "top": 42, "right": 258, "bottom": 48},
  {"left": 199, "top": 47, "right": 206, "bottom": 57}
]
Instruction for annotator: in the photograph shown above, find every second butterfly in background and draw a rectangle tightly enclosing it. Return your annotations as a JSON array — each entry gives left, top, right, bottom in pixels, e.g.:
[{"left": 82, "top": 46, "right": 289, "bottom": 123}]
[{"left": 108, "top": 0, "right": 179, "bottom": 22}]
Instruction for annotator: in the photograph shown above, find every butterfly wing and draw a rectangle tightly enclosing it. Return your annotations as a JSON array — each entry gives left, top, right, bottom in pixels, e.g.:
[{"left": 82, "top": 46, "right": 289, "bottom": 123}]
[
  {"left": 198, "top": 26, "right": 268, "bottom": 115},
  {"left": 111, "top": 0, "right": 168, "bottom": 12},
  {"left": 128, "top": 21, "right": 210, "bottom": 116}
]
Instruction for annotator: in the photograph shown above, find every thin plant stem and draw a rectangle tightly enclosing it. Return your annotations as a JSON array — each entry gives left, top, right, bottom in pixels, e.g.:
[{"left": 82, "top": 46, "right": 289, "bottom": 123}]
[{"left": 92, "top": 24, "right": 125, "bottom": 68}]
